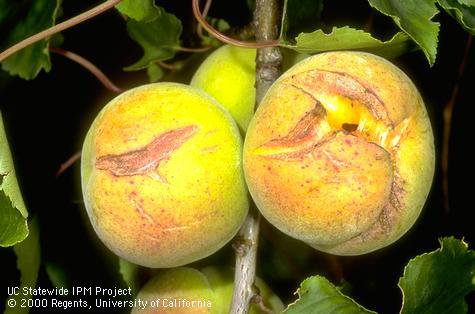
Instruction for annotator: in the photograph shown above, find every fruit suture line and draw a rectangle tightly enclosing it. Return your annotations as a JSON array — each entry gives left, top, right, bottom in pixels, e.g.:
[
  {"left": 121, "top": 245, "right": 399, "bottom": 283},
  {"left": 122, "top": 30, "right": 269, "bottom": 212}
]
[{"left": 95, "top": 125, "right": 198, "bottom": 183}]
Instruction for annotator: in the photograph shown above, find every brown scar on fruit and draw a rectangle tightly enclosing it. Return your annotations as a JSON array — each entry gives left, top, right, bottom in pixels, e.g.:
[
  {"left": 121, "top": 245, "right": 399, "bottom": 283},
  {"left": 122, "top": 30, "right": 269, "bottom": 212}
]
[
  {"left": 344, "top": 177, "right": 406, "bottom": 244},
  {"left": 95, "top": 125, "right": 198, "bottom": 182},
  {"left": 320, "top": 149, "right": 351, "bottom": 168},
  {"left": 390, "top": 176, "right": 406, "bottom": 211},
  {"left": 129, "top": 192, "right": 156, "bottom": 224},
  {"left": 129, "top": 191, "right": 198, "bottom": 234}
]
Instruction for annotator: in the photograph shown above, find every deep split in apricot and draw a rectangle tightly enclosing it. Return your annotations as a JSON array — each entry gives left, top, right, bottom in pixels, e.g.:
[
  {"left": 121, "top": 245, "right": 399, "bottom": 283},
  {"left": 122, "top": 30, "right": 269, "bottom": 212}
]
[{"left": 244, "top": 51, "right": 435, "bottom": 255}]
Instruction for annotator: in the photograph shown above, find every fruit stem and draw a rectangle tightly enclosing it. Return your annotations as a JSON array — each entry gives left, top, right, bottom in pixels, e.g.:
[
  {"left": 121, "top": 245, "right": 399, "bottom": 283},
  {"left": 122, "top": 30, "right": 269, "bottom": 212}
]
[
  {"left": 0, "top": 0, "right": 122, "bottom": 63},
  {"left": 230, "top": 0, "right": 282, "bottom": 313}
]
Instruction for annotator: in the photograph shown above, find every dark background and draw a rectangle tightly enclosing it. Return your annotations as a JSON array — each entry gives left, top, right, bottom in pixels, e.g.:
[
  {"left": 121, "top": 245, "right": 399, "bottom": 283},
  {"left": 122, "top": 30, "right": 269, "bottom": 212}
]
[{"left": 1, "top": 0, "right": 474, "bottom": 313}]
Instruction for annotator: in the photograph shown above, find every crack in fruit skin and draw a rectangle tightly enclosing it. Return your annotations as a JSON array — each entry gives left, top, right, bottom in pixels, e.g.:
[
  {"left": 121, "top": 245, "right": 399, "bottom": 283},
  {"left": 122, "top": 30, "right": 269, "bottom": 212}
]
[
  {"left": 244, "top": 51, "right": 435, "bottom": 255},
  {"left": 95, "top": 125, "right": 198, "bottom": 182},
  {"left": 288, "top": 69, "right": 391, "bottom": 124},
  {"left": 254, "top": 70, "right": 409, "bottom": 231},
  {"left": 256, "top": 70, "right": 403, "bottom": 242},
  {"left": 253, "top": 104, "right": 333, "bottom": 160}
]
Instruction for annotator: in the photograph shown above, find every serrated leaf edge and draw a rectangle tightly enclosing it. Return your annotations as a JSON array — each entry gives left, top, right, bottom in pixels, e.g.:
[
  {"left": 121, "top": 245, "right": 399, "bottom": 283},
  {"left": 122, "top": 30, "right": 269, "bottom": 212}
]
[
  {"left": 367, "top": 0, "right": 441, "bottom": 66},
  {"left": 281, "top": 26, "right": 413, "bottom": 57},
  {"left": 284, "top": 275, "right": 376, "bottom": 313},
  {"left": 397, "top": 237, "right": 473, "bottom": 314}
]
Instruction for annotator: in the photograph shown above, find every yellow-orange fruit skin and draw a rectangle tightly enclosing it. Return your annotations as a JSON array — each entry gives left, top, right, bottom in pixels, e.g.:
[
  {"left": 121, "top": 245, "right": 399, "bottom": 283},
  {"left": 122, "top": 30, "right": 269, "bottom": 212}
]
[
  {"left": 81, "top": 83, "right": 249, "bottom": 267},
  {"left": 243, "top": 51, "right": 435, "bottom": 255}
]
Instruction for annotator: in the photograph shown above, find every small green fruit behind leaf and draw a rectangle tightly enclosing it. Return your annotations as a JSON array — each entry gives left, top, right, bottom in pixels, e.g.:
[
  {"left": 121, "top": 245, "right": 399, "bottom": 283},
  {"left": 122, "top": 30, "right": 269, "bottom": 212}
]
[
  {"left": 244, "top": 51, "right": 435, "bottom": 255},
  {"left": 131, "top": 267, "right": 284, "bottom": 313},
  {"left": 81, "top": 83, "right": 249, "bottom": 268},
  {"left": 191, "top": 45, "right": 256, "bottom": 133}
]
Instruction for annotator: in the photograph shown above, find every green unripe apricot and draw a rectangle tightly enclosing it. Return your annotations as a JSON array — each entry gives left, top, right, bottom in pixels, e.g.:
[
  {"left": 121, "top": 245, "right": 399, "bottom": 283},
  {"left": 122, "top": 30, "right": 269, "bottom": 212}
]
[
  {"left": 81, "top": 83, "right": 249, "bottom": 268},
  {"left": 191, "top": 45, "right": 256, "bottom": 133},
  {"left": 131, "top": 267, "right": 284, "bottom": 313},
  {"left": 191, "top": 45, "right": 309, "bottom": 133}
]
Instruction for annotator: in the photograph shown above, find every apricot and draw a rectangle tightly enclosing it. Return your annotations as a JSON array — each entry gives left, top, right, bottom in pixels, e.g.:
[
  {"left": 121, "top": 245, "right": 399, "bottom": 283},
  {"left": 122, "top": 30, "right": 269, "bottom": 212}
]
[
  {"left": 191, "top": 45, "right": 309, "bottom": 133},
  {"left": 131, "top": 267, "right": 284, "bottom": 313},
  {"left": 243, "top": 51, "right": 435, "bottom": 255},
  {"left": 81, "top": 83, "right": 249, "bottom": 267},
  {"left": 191, "top": 45, "right": 256, "bottom": 133}
]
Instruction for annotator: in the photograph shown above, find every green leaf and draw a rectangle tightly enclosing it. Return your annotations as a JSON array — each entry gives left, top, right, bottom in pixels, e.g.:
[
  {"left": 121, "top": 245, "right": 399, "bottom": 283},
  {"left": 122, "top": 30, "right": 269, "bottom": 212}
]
[
  {"left": 118, "top": 258, "right": 139, "bottom": 296},
  {"left": 0, "top": 0, "right": 62, "bottom": 79},
  {"left": 280, "top": 0, "right": 324, "bottom": 41},
  {"left": 116, "top": 0, "right": 160, "bottom": 22},
  {"left": 437, "top": 0, "right": 475, "bottom": 34},
  {"left": 284, "top": 276, "right": 376, "bottom": 314},
  {"left": 124, "top": 8, "right": 182, "bottom": 71},
  {"left": 399, "top": 237, "right": 475, "bottom": 314},
  {"left": 367, "top": 0, "right": 440, "bottom": 65},
  {"left": 4, "top": 218, "right": 41, "bottom": 314},
  {"left": 282, "top": 26, "right": 415, "bottom": 59},
  {"left": 0, "top": 111, "right": 28, "bottom": 247}
]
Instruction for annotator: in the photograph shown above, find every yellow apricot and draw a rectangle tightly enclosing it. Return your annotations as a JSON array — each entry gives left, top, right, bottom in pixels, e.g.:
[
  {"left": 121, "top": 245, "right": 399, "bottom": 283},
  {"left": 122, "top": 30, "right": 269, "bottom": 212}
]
[
  {"left": 131, "top": 267, "right": 284, "bottom": 313},
  {"left": 243, "top": 51, "right": 435, "bottom": 255},
  {"left": 81, "top": 83, "right": 249, "bottom": 267}
]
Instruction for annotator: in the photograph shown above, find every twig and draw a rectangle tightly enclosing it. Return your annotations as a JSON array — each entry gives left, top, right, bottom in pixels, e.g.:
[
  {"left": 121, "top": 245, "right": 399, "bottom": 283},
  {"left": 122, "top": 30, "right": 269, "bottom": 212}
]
[
  {"left": 196, "top": 0, "right": 213, "bottom": 39},
  {"left": 231, "top": 209, "right": 262, "bottom": 314},
  {"left": 50, "top": 47, "right": 122, "bottom": 93},
  {"left": 229, "top": 0, "right": 282, "bottom": 313},
  {"left": 192, "top": 0, "right": 279, "bottom": 49},
  {"left": 442, "top": 34, "right": 472, "bottom": 213},
  {"left": 0, "top": 0, "right": 122, "bottom": 63},
  {"left": 56, "top": 151, "right": 81, "bottom": 177},
  {"left": 253, "top": 0, "right": 283, "bottom": 106}
]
